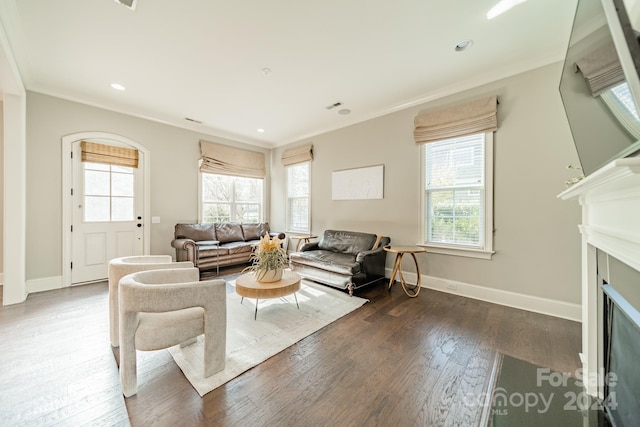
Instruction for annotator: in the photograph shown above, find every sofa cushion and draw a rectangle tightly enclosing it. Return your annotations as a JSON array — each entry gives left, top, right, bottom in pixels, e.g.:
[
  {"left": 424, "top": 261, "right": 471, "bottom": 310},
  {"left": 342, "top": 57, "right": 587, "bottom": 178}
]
[
  {"left": 198, "top": 246, "right": 229, "bottom": 257},
  {"left": 242, "top": 222, "right": 270, "bottom": 241},
  {"left": 220, "top": 241, "right": 254, "bottom": 255},
  {"left": 175, "top": 223, "right": 216, "bottom": 241},
  {"left": 317, "top": 230, "right": 377, "bottom": 255},
  {"left": 215, "top": 222, "right": 245, "bottom": 243},
  {"left": 289, "top": 251, "right": 361, "bottom": 276}
]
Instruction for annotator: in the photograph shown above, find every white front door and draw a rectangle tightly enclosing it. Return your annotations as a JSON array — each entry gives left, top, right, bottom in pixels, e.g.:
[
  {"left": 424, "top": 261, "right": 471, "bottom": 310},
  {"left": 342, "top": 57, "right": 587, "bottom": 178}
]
[{"left": 71, "top": 140, "right": 144, "bottom": 284}]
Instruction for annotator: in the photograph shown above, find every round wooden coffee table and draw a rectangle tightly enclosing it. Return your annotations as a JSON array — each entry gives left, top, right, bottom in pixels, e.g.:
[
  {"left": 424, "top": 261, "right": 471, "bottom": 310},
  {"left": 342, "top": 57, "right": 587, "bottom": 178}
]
[
  {"left": 235, "top": 270, "right": 301, "bottom": 319},
  {"left": 384, "top": 246, "right": 427, "bottom": 297}
]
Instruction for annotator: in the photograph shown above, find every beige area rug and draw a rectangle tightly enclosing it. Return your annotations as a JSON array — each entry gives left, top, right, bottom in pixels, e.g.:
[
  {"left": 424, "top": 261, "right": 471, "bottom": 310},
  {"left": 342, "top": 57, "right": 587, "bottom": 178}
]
[{"left": 168, "top": 280, "right": 368, "bottom": 396}]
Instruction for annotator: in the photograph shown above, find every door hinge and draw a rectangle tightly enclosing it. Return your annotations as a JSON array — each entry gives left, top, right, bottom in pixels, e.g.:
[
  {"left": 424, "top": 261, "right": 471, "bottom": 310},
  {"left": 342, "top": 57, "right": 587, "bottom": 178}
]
[
  {"left": 70, "top": 188, "right": 73, "bottom": 196},
  {"left": 70, "top": 151, "right": 73, "bottom": 159},
  {"left": 70, "top": 262, "right": 73, "bottom": 269},
  {"left": 71, "top": 225, "right": 73, "bottom": 232}
]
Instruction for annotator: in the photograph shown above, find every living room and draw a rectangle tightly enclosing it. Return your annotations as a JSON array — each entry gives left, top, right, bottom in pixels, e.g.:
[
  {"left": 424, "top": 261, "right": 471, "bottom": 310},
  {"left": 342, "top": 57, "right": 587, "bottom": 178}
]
[
  {"left": 3, "top": 51, "right": 583, "bottom": 317},
  {"left": 3, "top": 0, "right": 636, "bottom": 425}
]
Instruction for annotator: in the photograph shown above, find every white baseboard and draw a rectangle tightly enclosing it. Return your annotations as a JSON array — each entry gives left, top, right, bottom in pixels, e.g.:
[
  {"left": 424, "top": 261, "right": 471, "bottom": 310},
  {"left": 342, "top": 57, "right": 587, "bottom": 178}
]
[
  {"left": 387, "top": 268, "right": 581, "bottom": 322},
  {"left": 26, "top": 276, "right": 63, "bottom": 294},
  {"left": 0, "top": 272, "right": 3, "bottom": 286}
]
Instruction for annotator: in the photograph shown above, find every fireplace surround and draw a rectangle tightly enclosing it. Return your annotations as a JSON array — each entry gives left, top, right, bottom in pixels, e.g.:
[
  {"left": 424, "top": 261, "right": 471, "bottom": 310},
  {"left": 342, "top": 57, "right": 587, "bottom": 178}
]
[{"left": 559, "top": 157, "right": 640, "bottom": 412}]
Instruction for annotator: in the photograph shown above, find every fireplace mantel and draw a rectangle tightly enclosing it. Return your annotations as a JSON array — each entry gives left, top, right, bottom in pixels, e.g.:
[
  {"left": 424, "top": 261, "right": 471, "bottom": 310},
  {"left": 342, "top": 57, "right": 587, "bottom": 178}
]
[{"left": 558, "top": 157, "right": 640, "bottom": 396}]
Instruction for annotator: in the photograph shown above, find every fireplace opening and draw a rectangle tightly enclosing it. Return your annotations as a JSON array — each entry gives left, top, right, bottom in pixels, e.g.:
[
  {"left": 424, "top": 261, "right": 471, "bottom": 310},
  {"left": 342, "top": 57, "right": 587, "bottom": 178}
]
[{"left": 601, "top": 283, "right": 640, "bottom": 426}]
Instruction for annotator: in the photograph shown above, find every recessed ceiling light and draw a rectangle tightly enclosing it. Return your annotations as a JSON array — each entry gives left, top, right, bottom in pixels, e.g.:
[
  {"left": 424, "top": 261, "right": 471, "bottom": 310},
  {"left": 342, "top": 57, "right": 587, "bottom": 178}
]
[
  {"left": 487, "top": 0, "right": 527, "bottom": 20},
  {"left": 257, "top": 128, "right": 265, "bottom": 133},
  {"left": 338, "top": 109, "right": 351, "bottom": 115},
  {"left": 110, "top": 83, "right": 126, "bottom": 91},
  {"left": 455, "top": 39, "right": 473, "bottom": 52}
]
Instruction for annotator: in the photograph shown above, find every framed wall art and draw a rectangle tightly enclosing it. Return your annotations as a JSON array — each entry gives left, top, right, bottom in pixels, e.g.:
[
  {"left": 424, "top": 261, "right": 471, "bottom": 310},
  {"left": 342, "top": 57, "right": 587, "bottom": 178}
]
[{"left": 331, "top": 164, "right": 384, "bottom": 200}]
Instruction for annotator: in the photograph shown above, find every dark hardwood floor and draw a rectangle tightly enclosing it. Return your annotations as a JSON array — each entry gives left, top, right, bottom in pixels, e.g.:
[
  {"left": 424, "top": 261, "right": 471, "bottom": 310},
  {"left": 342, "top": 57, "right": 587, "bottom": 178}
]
[{"left": 0, "top": 271, "right": 581, "bottom": 426}]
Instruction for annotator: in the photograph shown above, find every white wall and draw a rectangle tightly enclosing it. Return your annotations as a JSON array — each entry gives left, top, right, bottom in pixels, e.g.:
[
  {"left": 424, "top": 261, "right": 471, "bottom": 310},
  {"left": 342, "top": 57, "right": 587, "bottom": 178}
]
[
  {"left": 1, "top": 20, "right": 27, "bottom": 304},
  {"left": 0, "top": 100, "right": 4, "bottom": 279},
  {"left": 25, "top": 92, "right": 270, "bottom": 282},
  {"left": 3, "top": 93, "right": 26, "bottom": 304},
  {"left": 271, "top": 62, "right": 583, "bottom": 306}
]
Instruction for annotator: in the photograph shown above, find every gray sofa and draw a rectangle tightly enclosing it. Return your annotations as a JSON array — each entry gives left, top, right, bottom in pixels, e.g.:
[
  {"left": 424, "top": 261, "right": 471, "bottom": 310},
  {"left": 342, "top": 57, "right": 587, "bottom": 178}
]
[
  {"left": 289, "top": 229, "right": 390, "bottom": 295},
  {"left": 171, "top": 222, "right": 285, "bottom": 272}
]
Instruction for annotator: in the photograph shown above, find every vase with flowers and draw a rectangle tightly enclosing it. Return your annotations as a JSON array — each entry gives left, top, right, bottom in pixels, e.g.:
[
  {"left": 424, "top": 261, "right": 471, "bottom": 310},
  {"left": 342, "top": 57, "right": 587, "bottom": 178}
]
[{"left": 246, "top": 234, "right": 288, "bottom": 282}]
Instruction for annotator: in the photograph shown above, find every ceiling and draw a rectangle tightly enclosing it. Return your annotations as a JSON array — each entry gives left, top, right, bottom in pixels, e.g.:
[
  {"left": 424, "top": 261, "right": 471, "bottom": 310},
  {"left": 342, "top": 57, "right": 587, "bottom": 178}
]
[{"left": 0, "top": 0, "right": 578, "bottom": 147}]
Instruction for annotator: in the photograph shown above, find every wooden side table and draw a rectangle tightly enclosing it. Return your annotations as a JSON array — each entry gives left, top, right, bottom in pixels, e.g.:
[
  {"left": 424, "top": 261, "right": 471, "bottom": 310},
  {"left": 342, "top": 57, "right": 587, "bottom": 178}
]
[
  {"left": 384, "top": 246, "right": 427, "bottom": 297},
  {"left": 290, "top": 235, "right": 318, "bottom": 252},
  {"left": 235, "top": 270, "right": 301, "bottom": 319}
]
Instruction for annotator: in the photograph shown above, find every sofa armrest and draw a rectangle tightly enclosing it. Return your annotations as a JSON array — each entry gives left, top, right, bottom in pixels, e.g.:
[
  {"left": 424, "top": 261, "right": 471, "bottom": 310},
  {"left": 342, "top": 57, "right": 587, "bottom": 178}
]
[
  {"left": 171, "top": 238, "right": 197, "bottom": 264},
  {"left": 356, "top": 247, "right": 388, "bottom": 278},
  {"left": 299, "top": 241, "right": 319, "bottom": 252},
  {"left": 355, "top": 246, "right": 386, "bottom": 263},
  {"left": 171, "top": 238, "right": 196, "bottom": 251}
]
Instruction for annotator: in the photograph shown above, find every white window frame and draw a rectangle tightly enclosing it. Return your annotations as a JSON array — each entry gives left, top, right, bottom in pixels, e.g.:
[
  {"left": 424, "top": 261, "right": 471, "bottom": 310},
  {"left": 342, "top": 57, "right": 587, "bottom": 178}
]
[
  {"left": 601, "top": 82, "right": 640, "bottom": 139},
  {"left": 198, "top": 170, "right": 264, "bottom": 223},
  {"left": 420, "top": 132, "right": 494, "bottom": 260},
  {"left": 285, "top": 161, "right": 311, "bottom": 233}
]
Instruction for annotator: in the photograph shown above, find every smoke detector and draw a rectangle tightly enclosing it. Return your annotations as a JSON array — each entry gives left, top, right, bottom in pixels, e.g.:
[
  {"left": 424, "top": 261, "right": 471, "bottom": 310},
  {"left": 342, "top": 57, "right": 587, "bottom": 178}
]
[{"left": 114, "top": 0, "right": 138, "bottom": 10}]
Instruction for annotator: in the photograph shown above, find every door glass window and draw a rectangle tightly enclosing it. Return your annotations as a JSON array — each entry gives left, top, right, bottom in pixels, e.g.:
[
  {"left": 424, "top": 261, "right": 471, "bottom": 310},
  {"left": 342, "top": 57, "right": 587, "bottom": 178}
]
[{"left": 83, "top": 162, "right": 135, "bottom": 222}]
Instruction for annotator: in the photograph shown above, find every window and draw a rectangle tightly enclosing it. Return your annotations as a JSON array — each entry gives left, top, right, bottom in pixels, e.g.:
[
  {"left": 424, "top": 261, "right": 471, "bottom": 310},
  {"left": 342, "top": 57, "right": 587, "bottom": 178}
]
[
  {"left": 201, "top": 173, "right": 263, "bottom": 223},
  {"left": 601, "top": 82, "right": 640, "bottom": 139},
  {"left": 286, "top": 162, "right": 310, "bottom": 233},
  {"left": 83, "top": 162, "right": 134, "bottom": 222},
  {"left": 422, "top": 132, "right": 494, "bottom": 259},
  {"left": 609, "top": 82, "right": 639, "bottom": 120}
]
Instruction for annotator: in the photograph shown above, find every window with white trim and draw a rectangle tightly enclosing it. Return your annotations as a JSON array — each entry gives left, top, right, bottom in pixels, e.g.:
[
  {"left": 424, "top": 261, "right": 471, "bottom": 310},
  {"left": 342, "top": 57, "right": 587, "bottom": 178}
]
[
  {"left": 601, "top": 82, "right": 640, "bottom": 139},
  {"left": 201, "top": 173, "right": 263, "bottom": 223},
  {"left": 286, "top": 162, "right": 310, "bottom": 233},
  {"left": 422, "top": 132, "right": 494, "bottom": 259}
]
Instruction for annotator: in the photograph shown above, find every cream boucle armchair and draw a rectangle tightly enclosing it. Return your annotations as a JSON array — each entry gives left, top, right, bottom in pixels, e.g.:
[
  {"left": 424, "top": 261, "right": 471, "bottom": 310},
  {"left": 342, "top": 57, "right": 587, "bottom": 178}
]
[
  {"left": 108, "top": 255, "right": 193, "bottom": 347},
  {"left": 118, "top": 267, "right": 227, "bottom": 397}
]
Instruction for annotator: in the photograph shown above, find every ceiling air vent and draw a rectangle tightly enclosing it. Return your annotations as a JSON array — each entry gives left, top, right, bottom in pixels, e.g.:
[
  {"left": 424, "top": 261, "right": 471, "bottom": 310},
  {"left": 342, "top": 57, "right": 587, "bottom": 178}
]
[{"left": 114, "top": 0, "right": 138, "bottom": 11}]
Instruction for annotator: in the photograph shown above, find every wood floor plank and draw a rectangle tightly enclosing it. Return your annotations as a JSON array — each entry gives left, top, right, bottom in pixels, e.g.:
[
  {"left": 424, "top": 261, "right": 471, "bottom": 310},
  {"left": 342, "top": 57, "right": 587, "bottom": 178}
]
[
  {"left": 421, "top": 359, "right": 467, "bottom": 426},
  {"left": 0, "top": 278, "right": 582, "bottom": 426}
]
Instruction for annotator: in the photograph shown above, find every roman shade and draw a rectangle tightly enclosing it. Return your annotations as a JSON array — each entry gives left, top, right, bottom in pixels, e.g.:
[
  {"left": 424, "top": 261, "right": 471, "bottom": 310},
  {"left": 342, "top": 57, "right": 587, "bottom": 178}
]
[
  {"left": 413, "top": 96, "right": 498, "bottom": 144},
  {"left": 199, "top": 140, "right": 265, "bottom": 179},
  {"left": 281, "top": 144, "right": 313, "bottom": 166},
  {"left": 81, "top": 141, "right": 139, "bottom": 168},
  {"left": 575, "top": 42, "right": 624, "bottom": 97}
]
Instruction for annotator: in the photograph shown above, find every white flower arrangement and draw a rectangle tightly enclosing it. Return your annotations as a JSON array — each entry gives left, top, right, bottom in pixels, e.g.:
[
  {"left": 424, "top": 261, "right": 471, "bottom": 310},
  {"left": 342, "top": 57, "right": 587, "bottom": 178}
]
[{"left": 246, "top": 234, "right": 288, "bottom": 281}]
